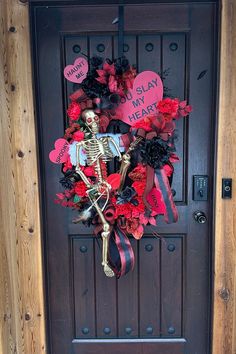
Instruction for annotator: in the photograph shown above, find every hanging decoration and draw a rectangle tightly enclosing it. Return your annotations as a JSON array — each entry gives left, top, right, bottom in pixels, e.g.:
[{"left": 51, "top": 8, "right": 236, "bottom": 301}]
[{"left": 49, "top": 56, "right": 192, "bottom": 278}]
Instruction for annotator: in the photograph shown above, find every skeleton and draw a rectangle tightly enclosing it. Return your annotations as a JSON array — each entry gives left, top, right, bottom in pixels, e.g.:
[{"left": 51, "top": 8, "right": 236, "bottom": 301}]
[{"left": 75, "top": 109, "right": 122, "bottom": 277}]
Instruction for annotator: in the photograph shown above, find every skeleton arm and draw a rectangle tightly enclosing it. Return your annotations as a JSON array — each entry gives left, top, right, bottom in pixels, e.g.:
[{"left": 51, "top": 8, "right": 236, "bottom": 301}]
[
  {"left": 118, "top": 137, "right": 143, "bottom": 193},
  {"left": 75, "top": 142, "right": 91, "bottom": 188},
  {"left": 107, "top": 136, "right": 122, "bottom": 161}
]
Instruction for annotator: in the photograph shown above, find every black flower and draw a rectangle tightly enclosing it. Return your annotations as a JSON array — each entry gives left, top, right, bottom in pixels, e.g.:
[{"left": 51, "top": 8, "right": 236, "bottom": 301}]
[
  {"left": 59, "top": 176, "right": 74, "bottom": 189},
  {"left": 117, "top": 187, "right": 137, "bottom": 204},
  {"left": 140, "top": 137, "right": 174, "bottom": 169}
]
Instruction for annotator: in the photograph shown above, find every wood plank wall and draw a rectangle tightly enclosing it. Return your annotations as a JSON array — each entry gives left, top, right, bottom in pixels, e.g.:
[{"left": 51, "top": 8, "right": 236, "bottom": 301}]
[
  {"left": 0, "top": 1, "right": 235, "bottom": 354},
  {"left": 212, "top": 1, "right": 236, "bottom": 353},
  {"left": 0, "top": 1, "right": 46, "bottom": 353}
]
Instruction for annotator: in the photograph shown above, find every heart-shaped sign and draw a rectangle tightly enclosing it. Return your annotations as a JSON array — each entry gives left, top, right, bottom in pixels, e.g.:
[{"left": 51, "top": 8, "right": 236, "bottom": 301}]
[
  {"left": 49, "top": 138, "right": 70, "bottom": 164},
  {"left": 147, "top": 188, "right": 166, "bottom": 214},
  {"left": 116, "top": 71, "right": 163, "bottom": 126},
  {"left": 64, "top": 57, "right": 88, "bottom": 83}
]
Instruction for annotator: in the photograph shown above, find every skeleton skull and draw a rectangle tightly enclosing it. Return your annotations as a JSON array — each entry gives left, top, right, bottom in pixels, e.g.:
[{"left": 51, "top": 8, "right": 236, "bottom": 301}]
[{"left": 82, "top": 109, "right": 99, "bottom": 134}]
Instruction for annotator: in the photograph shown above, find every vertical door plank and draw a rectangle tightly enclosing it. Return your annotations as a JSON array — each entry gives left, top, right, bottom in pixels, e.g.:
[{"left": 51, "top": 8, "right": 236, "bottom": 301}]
[
  {"left": 90, "top": 35, "right": 112, "bottom": 60},
  {"left": 161, "top": 237, "right": 183, "bottom": 337},
  {"left": 95, "top": 239, "right": 117, "bottom": 338},
  {"left": 117, "top": 240, "right": 138, "bottom": 338},
  {"left": 73, "top": 238, "right": 96, "bottom": 338},
  {"left": 162, "top": 34, "right": 187, "bottom": 203},
  {"left": 138, "top": 35, "right": 161, "bottom": 73},
  {"left": 114, "top": 35, "right": 137, "bottom": 66},
  {"left": 139, "top": 237, "right": 161, "bottom": 337}
]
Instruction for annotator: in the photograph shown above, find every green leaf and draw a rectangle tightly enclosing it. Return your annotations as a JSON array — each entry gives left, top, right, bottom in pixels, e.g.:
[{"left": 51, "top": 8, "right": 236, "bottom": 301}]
[{"left": 73, "top": 195, "right": 81, "bottom": 203}]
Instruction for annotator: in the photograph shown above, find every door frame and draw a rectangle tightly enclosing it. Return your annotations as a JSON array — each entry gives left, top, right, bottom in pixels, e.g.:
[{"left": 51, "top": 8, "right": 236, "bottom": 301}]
[{"left": 0, "top": 1, "right": 235, "bottom": 354}]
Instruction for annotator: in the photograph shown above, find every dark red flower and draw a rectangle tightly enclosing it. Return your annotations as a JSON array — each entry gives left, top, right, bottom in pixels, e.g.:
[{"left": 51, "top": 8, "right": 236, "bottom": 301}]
[
  {"left": 67, "top": 102, "right": 81, "bottom": 121},
  {"left": 64, "top": 123, "right": 80, "bottom": 139},
  {"left": 74, "top": 181, "right": 87, "bottom": 197},
  {"left": 129, "top": 164, "right": 146, "bottom": 181}
]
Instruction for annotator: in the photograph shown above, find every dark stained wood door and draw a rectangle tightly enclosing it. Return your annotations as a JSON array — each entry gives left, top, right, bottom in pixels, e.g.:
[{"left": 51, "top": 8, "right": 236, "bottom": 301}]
[{"left": 30, "top": 1, "right": 218, "bottom": 353}]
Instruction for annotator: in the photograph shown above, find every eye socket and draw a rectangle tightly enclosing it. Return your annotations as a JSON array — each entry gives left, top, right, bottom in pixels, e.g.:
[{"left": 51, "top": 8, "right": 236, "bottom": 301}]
[
  {"left": 87, "top": 117, "right": 92, "bottom": 123},
  {"left": 94, "top": 115, "right": 99, "bottom": 121}
]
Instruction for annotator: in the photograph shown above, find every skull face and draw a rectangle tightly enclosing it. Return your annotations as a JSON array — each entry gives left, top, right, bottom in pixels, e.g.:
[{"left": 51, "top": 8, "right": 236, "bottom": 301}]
[{"left": 82, "top": 109, "right": 99, "bottom": 134}]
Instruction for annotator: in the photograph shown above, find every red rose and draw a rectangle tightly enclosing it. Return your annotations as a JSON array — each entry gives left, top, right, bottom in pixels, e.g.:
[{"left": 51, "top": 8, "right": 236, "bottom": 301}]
[
  {"left": 72, "top": 130, "right": 84, "bottom": 142},
  {"left": 74, "top": 181, "right": 87, "bottom": 197},
  {"left": 157, "top": 98, "right": 179, "bottom": 120},
  {"left": 67, "top": 102, "right": 81, "bottom": 121}
]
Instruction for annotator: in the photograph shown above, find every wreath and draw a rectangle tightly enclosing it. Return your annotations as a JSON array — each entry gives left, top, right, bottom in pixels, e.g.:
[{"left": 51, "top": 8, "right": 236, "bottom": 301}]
[{"left": 49, "top": 56, "right": 191, "bottom": 278}]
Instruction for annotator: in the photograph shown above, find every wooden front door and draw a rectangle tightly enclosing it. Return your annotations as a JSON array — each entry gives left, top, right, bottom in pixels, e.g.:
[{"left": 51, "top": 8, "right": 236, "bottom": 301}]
[{"left": 30, "top": 1, "right": 218, "bottom": 353}]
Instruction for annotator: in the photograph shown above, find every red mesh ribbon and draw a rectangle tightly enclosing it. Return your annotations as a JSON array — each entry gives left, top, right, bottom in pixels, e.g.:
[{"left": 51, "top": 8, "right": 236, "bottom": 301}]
[{"left": 94, "top": 205, "right": 134, "bottom": 277}]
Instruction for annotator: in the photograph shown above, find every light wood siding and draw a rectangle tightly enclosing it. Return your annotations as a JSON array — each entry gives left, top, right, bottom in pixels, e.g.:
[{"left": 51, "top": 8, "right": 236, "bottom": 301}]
[
  {"left": 213, "top": 1, "right": 236, "bottom": 353},
  {"left": 0, "top": 1, "right": 46, "bottom": 353}
]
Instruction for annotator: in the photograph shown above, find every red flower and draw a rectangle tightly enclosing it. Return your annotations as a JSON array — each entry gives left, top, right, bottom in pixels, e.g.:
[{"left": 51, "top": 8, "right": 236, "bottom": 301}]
[
  {"left": 132, "top": 197, "right": 145, "bottom": 215},
  {"left": 67, "top": 102, "right": 81, "bottom": 121},
  {"left": 129, "top": 164, "right": 146, "bottom": 181},
  {"left": 83, "top": 166, "right": 95, "bottom": 177},
  {"left": 133, "top": 116, "right": 153, "bottom": 132},
  {"left": 72, "top": 130, "right": 84, "bottom": 142},
  {"left": 126, "top": 218, "right": 144, "bottom": 239},
  {"left": 74, "top": 181, "right": 87, "bottom": 197},
  {"left": 132, "top": 181, "right": 146, "bottom": 196},
  {"left": 64, "top": 123, "right": 80, "bottom": 139},
  {"left": 177, "top": 100, "right": 192, "bottom": 118},
  {"left": 157, "top": 98, "right": 179, "bottom": 120},
  {"left": 96, "top": 63, "right": 116, "bottom": 84},
  {"left": 114, "top": 202, "right": 132, "bottom": 219},
  {"left": 63, "top": 156, "right": 72, "bottom": 172},
  {"left": 56, "top": 193, "right": 65, "bottom": 200}
]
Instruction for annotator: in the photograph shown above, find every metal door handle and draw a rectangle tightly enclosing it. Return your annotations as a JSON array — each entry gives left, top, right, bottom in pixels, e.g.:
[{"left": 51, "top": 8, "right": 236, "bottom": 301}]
[{"left": 193, "top": 211, "right": 207, "bottom": 224}]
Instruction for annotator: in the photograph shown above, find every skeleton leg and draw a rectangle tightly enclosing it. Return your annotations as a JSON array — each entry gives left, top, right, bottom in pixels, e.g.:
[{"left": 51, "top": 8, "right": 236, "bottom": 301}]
[{"left": 89, "top": 195, "right": 115, "bottom": 277}]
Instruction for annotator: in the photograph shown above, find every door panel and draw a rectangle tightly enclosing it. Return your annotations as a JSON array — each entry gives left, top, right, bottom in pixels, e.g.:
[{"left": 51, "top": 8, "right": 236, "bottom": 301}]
[{"left": 30, "top": 2, "right": 218, "bottom": 353}]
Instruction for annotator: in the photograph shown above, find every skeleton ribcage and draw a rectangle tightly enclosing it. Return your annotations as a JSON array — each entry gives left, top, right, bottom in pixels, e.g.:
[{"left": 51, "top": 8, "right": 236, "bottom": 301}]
[{"left": 85, "top": 137, "right": 114, "bottom": 165}]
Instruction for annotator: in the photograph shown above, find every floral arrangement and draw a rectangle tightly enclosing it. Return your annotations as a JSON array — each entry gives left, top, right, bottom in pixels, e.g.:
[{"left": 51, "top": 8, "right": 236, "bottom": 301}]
[{"left": 50, "top": 56, "right": 191, "bottom": 277}]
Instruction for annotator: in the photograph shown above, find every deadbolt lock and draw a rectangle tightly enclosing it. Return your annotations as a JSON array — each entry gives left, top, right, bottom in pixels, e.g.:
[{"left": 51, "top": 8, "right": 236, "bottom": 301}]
[{"left": 193, "top": 211, "right": 207, "bottom": 224}]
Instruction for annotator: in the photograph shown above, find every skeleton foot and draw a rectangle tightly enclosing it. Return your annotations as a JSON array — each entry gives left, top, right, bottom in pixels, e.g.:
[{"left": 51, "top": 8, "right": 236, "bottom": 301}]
[
  {"left": 103, "top": 263, "right": 115, "bottom": 277},
  {"left": 102, "top": 229, "right": 115, "bottom": 278}
]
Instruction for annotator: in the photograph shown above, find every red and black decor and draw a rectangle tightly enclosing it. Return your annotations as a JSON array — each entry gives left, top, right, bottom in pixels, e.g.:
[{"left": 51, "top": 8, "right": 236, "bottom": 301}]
[{"left": 49, "top": 55, "right": 192, "bottom": 278}]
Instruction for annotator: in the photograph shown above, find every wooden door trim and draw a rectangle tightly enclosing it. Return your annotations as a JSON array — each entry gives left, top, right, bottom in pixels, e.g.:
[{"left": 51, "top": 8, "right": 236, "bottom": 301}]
[{"left": 0, "top": 1, "right": 235, "bottom": 354}]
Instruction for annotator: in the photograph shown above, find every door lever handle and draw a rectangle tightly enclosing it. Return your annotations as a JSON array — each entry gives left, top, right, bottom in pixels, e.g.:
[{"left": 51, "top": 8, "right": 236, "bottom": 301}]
[{"left": 193, "top": 211, "right": 207, "bottom": 224}]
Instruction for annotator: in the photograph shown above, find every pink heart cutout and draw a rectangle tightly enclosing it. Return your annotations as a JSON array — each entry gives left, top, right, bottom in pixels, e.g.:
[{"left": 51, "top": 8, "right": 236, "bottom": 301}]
[
  {"left": 116, "top": 71, "right": 163, "bottom": 126},
  {"left": 49, "top": 139, "right": 70, "bottom": 164},
  {"left": 64, "top": 57, "right": 88, "bottom": 83},
  {"left": 147, "top": 188, "right": 166, "bottom": 214}
]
